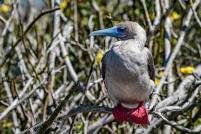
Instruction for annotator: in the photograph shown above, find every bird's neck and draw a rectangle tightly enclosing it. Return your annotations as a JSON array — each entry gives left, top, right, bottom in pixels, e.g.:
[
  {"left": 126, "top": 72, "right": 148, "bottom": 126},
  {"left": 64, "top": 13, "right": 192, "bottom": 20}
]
[{"left": 125, "top": 39, "right": 145, "bottom": 50}]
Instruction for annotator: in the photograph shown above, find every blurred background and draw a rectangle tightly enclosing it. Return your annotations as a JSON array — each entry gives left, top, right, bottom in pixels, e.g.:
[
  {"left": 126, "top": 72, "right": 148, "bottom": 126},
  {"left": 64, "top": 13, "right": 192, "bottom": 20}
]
[{"left": 0, "top": 0, "right": 201, "bottom": 133}]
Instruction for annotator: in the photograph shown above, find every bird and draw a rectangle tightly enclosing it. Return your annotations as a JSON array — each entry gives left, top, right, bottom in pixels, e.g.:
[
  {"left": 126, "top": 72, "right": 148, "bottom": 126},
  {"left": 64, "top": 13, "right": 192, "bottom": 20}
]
[{"left": 90, "top": 21, "right": 155, "bottom": 125}]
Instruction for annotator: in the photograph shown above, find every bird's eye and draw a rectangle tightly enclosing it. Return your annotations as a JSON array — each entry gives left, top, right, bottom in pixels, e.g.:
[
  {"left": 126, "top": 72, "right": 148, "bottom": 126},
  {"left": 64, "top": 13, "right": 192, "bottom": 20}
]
[{"left": 117, "top": 27, "right": 125, "bottom": 33}]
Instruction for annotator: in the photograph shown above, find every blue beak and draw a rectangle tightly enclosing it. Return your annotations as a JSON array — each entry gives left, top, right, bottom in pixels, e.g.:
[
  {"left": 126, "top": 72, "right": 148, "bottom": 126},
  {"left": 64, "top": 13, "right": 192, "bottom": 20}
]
[{"left": 90, "top": 26, "right": 125, "bottom": 38}]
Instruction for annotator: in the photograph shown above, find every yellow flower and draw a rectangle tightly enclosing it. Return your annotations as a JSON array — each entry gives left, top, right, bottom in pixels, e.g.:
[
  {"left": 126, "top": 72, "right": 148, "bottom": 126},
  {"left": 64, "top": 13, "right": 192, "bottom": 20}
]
[
  {"left": 158, "top": 71, "right": 164, "bottom": 77},
  {"left": 96, "top": 50, "right": 103, "bottom": 65},
  {"left": 154, "top": 71, "right": 164, "bottom": 86},
  {"left": 155, "top": 78, "right": 160, "bottom": 86},
  {"left": 59, "top": 0, "right": 68, "bottom": 10},
  {"left": 170, "top": 11, "right": 180, "bottom": 21},
  {"left": 180, "top": 66, "right": 195, "bottom": 75},
  {"left": 0, "top": 4, "right": 10, "bottom": 13}
]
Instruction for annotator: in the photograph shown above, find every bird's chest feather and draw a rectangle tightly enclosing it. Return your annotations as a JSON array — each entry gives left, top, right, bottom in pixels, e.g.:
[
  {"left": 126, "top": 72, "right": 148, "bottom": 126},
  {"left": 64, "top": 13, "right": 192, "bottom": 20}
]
[
  {"left": 105, "top": 43, "right": 149, "bottom": 103},
  {"left": 108, "top": 43, "right": 147, "bottom": 78},
  {"left": 104, "top": 41, "right": 151, "bottom": 104}
]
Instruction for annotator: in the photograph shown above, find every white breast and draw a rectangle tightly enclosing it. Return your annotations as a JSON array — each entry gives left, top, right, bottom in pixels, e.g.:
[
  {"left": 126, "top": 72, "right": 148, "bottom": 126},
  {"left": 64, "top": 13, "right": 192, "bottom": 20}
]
[{"left": 104, "top": 40, "right": 154, "bottom": 108}]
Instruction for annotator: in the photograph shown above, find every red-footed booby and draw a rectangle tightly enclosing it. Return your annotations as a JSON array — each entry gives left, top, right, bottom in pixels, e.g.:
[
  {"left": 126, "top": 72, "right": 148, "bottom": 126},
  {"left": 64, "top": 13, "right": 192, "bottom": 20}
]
[{"left": 90, "top": 21, "right": 155, "bottom": 125}]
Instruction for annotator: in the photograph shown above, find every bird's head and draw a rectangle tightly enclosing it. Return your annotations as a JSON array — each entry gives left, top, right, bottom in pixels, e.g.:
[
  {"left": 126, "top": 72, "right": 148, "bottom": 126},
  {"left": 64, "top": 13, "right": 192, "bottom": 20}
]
[{"left": 90, "top": 21, "right": 147, "bottom": 43}]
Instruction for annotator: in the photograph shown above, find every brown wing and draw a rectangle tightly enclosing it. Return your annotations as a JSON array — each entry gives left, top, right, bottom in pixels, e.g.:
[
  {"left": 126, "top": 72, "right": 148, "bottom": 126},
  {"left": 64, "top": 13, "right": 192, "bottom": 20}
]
[{"left": 145, "top": 48, "right": 155, "bottom": 81}]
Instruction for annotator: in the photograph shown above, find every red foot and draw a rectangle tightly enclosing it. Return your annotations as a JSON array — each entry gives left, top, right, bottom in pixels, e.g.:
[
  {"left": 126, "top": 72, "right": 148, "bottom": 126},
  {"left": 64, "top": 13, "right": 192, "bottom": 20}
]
[{"left": 112, "top": 102, "right": 149, "bottom": 125}]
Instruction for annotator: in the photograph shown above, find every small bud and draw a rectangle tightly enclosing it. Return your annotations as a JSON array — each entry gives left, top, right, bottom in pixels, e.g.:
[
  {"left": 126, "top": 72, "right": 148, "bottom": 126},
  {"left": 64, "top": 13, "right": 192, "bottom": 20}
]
[
  {"left": 0, "top": 4, "right": 10, "bottom": 13},
  {"left": 170, "top": 11, "right": 180, "bottom": 21},
  {"left": 180, "top": 66, "right": 195, "bottom": 75},
  {"left": 96, "top": 49, "right": 103, "bottom": 65},
  {"left": 59, "top": 0, "right": 68, "bottom": 10}
]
